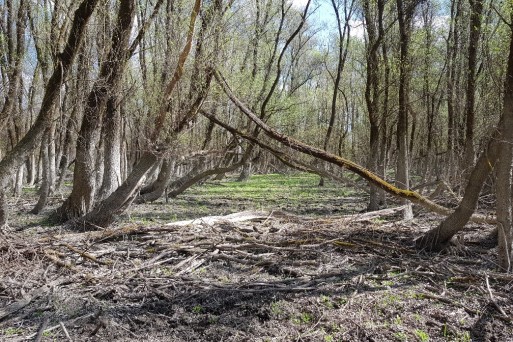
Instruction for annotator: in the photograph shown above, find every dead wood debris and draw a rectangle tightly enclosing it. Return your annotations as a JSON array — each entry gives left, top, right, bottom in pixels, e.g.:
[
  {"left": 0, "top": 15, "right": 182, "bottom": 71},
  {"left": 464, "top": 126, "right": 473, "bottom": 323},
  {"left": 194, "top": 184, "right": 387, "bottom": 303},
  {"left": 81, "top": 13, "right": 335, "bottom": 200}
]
[{"left": 0, "top": 210, "right": 512, "bottom": 340}]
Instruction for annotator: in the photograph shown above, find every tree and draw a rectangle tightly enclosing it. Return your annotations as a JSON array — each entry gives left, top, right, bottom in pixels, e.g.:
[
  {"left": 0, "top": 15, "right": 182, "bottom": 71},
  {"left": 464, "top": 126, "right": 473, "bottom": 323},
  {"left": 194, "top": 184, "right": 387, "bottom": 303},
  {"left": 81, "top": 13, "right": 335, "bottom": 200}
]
[
  {"left": 362, "top": 0, "right": 387, "bottom": 211},
  {"left": 55, "top": 0, "right": 137, "bottom": 221},
  {"left": 416, "top": 9, "right": 513, "bottom": 256},
  {"left": 395, "top": 0, "right": 417, "bottom": 220},
  {"left": 0, "top": 0, "right": 101, "bottom": 223},
  {"left": 462, "top": 0, "right": 484, "bottom": 171}
]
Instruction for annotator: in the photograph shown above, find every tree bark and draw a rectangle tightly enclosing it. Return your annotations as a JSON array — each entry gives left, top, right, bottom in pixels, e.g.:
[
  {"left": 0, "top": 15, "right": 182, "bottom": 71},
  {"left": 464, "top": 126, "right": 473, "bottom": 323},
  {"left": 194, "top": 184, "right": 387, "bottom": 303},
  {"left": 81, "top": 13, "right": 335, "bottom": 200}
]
[
  {"left": 97, "top": 96, "right": 123, "bottom": 201},
  {"left": 0, "top": 191, "right": 6, "bottom": 228},
  {"left": 31, "top": 125, "right": 55, "bottom": 214},
  {"left": 496, "top": 17, "right": 513, "bottom": 271},
  {"left": 462, "top": 0, "right": 483, "bottom": 170},
  {"left": 0, "top": 0, "right": 27, "bottom": 132},
  {"left": 363, "top": 0, "right": 386, "bottom": 211}
]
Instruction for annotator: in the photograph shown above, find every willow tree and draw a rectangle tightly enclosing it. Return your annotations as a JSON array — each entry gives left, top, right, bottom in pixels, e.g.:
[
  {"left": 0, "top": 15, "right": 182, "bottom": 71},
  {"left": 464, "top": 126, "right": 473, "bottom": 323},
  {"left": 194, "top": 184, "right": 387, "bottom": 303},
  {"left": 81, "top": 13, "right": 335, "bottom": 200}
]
[
  {"left": 0, "top": 0, "right": 101, "bottom": 225},
  {"left": 55, "top": 0, "right": 138, "bottom": 221}
]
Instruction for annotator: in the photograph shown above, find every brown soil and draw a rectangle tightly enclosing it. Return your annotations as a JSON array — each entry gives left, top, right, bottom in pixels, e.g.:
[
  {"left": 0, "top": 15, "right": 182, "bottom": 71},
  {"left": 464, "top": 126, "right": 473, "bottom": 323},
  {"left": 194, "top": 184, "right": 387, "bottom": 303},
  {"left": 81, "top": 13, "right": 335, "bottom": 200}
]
[{"left": 1, "top": 199, "right": 512, "bottom": 341}]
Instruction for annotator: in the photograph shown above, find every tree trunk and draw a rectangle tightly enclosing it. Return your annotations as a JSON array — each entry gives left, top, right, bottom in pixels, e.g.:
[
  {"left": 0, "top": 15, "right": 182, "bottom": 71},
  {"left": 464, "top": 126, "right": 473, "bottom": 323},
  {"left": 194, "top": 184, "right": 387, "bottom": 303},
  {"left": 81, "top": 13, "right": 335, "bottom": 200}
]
[
  {"left": 0, "top": 191, "right": 6, "bottom": 228},
  {"left": 31, "top": 128, "right": 52, "bottom": 214},
  {"left": 14, "top": 165, "right": 24, "bottom": 197},
  {"left": 496, "top": 133, "right": 513, "bottom": 271},
  {"left": 135, "top": 158, "right": 175, "bottom": 203},
  {"left": 0, "top": 0, "right": 27, "bottom": 132},
  {"left": 25, "top": 153, "right": 36, "bottom": 186},
  {"left": 97, "top": 96, "right": 123, "bottom": 201},
  {"left": 0, "top": 0, "right": 100, "bottom": 191},
  {"left": 74, "top": 0, "right": 208, "bottom": 228},
  {"left": 462, "top": 0, "right": 483, "bottom": 170},
  {"left": 169, "top": 159, "right": 245, "bottom": 198},
  {"left": 395, "top": 0, "right": 414, "bottom": 220},
  {"left": 446, "top": 0, "right": 462, "bottom": 182},
  {"left": 81, "top": 152, "right": 159, "bottom": 228},
  {"left": 215, "top": 69, "right": 497, "bottom": 224},
  {"left": 362, "top": 0, "right": 385, "bottom": 212},
  {"left": 56, "top": 0, "right": 136, "bottom": 221},
  {"left": 417, "top": 17, "right": 513, "bottom": 253},
  {"left": 237, "top": 162, "right": 252, "bottom": 182},
  {"left": 496, "top": 18, "right": 513, "bottom": 271}
]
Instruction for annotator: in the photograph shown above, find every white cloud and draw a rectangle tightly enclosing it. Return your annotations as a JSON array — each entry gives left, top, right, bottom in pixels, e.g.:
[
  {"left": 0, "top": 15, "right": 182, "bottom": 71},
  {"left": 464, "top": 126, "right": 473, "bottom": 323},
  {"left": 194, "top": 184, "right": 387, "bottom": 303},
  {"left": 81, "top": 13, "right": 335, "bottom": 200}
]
[
  {"left": 289, "top": 0, "right": 310, "bottom": 10},
  {"left": 349, "top": 19, "right": 365, "bottom": 40}
]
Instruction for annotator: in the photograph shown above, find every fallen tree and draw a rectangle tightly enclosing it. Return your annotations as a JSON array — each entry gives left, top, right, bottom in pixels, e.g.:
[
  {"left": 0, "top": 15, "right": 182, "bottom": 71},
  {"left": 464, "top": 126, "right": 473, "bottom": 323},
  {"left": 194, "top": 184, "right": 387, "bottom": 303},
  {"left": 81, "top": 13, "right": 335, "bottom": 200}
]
[{"left": 212, "top": 69, "right": 495, "bottom": 226}]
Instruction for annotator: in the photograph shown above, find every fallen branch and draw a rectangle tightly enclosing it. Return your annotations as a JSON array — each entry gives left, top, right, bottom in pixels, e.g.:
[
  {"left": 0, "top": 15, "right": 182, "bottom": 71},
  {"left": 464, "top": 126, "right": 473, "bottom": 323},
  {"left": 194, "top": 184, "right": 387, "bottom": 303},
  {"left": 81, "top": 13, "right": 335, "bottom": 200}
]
[
  {"left": 0, "top": 278, "right": 64, "bottom": 321},
  {"left": 165, "top": 211, "right": 273, "bottom": 227},
  {"left": 485, "top": 275, "right": 508, "bottom": 318},
  {"left": 338, "top": 206, "right": 407, "bottom": 222},
  {"left": 62, "top": 243, "right": 113, "bottom": 265},
  {"left": 212, "top": 69, "right": 496, "bottom": 225}
]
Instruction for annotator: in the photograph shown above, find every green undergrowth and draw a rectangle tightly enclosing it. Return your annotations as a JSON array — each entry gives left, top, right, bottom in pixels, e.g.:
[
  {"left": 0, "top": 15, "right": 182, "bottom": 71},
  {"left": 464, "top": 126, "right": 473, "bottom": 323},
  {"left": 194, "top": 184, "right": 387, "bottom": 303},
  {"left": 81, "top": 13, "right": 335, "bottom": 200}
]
[
  {"left": 127, "top": 172, "right": 363, "bottom": 224},
  {"left": 191, "top": 173, "right": 353, "bottom": 202}
]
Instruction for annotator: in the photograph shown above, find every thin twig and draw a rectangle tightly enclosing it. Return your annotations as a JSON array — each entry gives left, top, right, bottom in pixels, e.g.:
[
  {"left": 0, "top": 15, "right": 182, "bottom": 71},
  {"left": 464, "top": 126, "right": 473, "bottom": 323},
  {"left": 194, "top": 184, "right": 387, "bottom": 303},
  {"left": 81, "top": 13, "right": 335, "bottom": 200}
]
[{"left": 485, "top": 275, "right": 508, "bottom": 317}]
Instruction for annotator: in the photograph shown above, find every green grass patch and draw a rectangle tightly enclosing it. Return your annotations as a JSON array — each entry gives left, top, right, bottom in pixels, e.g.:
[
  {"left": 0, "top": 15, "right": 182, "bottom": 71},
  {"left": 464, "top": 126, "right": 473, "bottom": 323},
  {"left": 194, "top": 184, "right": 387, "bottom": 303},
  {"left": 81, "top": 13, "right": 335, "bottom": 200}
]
[
  {"left": 127, "top": 172, "right": 362, "bottom": 224},
  {"left": 190, "top": 173, "right": 353, "bottom": 203}
]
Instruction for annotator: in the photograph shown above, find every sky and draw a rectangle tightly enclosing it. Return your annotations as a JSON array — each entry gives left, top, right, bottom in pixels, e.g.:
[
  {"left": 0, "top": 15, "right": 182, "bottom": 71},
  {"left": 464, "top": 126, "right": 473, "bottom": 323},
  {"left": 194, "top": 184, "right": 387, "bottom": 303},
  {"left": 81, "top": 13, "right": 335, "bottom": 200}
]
[{"left": 291, "top": 0, "right": 365, "bottom": 42}]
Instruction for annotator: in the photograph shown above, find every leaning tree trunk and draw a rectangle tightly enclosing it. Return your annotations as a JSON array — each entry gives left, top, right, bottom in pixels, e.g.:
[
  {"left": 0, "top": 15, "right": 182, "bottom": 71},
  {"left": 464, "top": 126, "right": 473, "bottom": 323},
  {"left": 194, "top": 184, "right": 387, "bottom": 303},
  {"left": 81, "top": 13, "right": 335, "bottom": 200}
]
[
  {"left": 496, "top": 19, "right": 513, "bottom": 270},
  {"left": 74, "top": 0, "right": 207, "bottom": 228},
  {"left": 415, "top": 137, "right": 501, "bottom": 251},
  {"left": 135, "top": 158, "right": 175, "bottom": 203},
  {"left": 0, "top": 0, "right": 100, "bottom": 191},
  {"left": 31, "top": 127, "right": 53, "bottom": 214},
  {"left": 55, "top": 0, "right": 136, "bottom": 222},
  {"left": 416, "top": 17, "right": 513, "bottom": 252},
  {"left": 81, "top": 152, "right": 159, "bottom": 227}
]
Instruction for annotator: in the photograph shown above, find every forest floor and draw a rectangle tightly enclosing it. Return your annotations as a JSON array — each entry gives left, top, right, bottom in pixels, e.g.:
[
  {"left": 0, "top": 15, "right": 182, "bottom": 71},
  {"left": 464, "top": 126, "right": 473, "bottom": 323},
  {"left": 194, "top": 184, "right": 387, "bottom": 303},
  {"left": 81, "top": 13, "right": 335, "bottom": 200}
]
[{"left": 0, "top": 173, "right": 512, "bottom": 341}]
